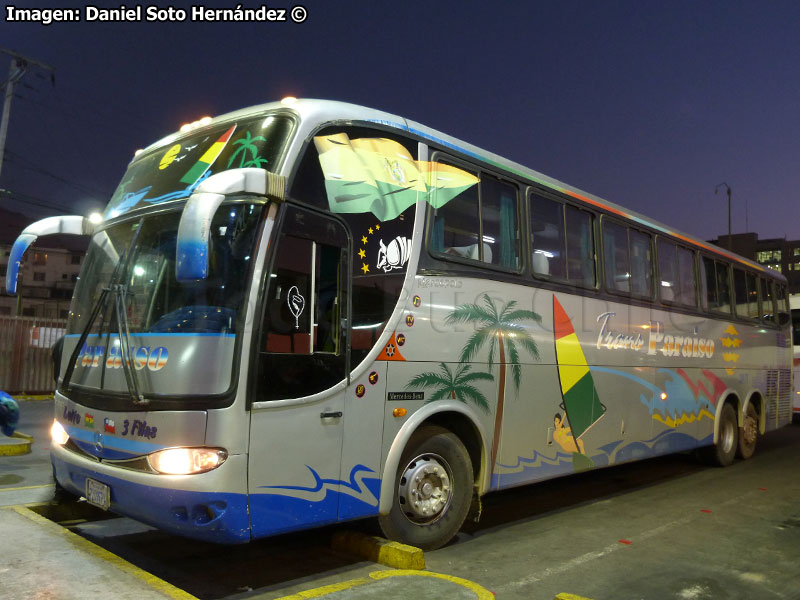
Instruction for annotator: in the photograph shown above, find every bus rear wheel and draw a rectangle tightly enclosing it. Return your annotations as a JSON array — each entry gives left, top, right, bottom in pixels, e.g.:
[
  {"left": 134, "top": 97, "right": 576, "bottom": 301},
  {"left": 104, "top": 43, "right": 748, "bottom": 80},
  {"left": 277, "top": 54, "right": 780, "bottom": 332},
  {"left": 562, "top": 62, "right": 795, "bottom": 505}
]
[
  {"left": 379, "top": 426, "right": 473, "bottom": 551},
  {"left": 702, "top": 402, "right": 738, "bottom": 467},
  {"left": 737, "top": 403, "right": 758, "bottom": 460}
]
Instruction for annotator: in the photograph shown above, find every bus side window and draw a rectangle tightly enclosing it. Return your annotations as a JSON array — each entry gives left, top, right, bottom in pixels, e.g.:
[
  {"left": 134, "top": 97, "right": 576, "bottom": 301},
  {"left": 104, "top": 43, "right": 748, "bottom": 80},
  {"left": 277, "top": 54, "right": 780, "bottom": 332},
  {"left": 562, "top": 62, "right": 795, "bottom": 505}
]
[
  {"left": 775, "top": 282, "right": 790, "bottom": 325},
  {"left": 734, "top": 268, "right": 759, "bottom": 320},
  {"left": 760, "top": 277, "right": 776, "bottom": 324},
  {"left": 715, "top": 261, "right": 732, "bottom": 313},
  {"left": 657, "top": 238, "right": 677, "bottom": 302},
  {"left": 565, "top": 206, "right": 595, "bottom": 287},
  {"left": 602, "top": 220, "right": 630, "bottom": 293},
  {"left": 263, "top": 234, "right": 314, "bottom": 354},
  {"left": 703, "top": 257, "right": 732, "bottom": 314},
  {"left": 676, "top": 247, "right": 697, "bottom": 307},
  {"left": 630, "top": 229, "right": 652, "bottom": 298},
  {"left": 530, "top": 194, "right": 566, "bottom": 279},
  {"left": 432, "top": 169, "right": 481, "bottom": 260},
  {"left": 257, "top": 207, "right": 348, "bottom": 401},
  {"left": 480, "top": 176, "right": 520, "bottom": 269}
]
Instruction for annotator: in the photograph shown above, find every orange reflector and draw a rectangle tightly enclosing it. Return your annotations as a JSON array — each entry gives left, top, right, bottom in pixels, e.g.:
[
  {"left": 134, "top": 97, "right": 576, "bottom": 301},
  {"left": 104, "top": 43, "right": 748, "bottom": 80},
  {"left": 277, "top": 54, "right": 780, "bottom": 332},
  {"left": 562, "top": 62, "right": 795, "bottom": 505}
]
[{"left": 392, "top": 408, "right": 407, "bottom": 418}]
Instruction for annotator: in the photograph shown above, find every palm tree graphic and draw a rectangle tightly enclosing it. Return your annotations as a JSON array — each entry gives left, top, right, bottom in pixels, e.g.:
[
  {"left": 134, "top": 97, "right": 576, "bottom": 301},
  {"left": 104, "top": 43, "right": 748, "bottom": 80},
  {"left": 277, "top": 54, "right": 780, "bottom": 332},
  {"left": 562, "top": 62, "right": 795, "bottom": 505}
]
[
  {"left": 446, "top": 294, "right": 541, "bottom": 472},
  {"left": 227, "top": 131, "right": 268, "bottom": 169},
  {"left": 406, "top": 363, "right": 494, "bottom": 413}
]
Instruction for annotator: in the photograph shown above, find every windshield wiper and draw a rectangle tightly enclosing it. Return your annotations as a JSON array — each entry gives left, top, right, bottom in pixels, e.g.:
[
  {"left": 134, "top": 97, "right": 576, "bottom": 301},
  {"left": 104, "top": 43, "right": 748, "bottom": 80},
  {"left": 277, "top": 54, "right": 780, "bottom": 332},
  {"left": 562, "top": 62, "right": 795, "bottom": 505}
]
[
  {"left": 61, "top": 220, "right": 146, "bottom": 404},
  {"left": 113, "top": 282, "right": 147, "bottom": 405}
]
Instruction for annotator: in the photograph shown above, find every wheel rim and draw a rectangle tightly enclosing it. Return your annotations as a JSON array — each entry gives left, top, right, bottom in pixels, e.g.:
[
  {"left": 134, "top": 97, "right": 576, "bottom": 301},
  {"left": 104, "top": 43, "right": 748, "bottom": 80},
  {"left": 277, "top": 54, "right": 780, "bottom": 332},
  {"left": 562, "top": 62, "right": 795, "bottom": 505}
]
[
  {"left": 743, "top": 413, "right": 757, "bottom": 447},
  {"left": 720, "top": 416, "right": 736, "bottom": 453},
  {"left": 397, "top": 453, "right": 453, "bottom": 525}
]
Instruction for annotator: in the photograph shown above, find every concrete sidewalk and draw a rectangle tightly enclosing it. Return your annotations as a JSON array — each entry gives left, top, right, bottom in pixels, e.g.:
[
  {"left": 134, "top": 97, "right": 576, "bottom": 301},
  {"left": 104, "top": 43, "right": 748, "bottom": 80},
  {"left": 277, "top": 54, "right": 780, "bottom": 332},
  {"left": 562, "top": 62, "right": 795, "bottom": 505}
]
[{"left": 1, "top": 503, "right": 196, "bottom": 600}]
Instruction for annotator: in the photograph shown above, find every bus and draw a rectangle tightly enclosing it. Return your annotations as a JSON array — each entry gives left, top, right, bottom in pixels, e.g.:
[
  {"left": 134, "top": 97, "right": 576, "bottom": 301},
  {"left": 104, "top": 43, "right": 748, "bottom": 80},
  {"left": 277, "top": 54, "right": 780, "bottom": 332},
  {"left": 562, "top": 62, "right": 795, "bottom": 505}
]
[
  {"left": 7, "top": 99, "right": 793, "bottom": 551},
  {"left": 791, "top": 295, "right": 800, "bottom": 421}
]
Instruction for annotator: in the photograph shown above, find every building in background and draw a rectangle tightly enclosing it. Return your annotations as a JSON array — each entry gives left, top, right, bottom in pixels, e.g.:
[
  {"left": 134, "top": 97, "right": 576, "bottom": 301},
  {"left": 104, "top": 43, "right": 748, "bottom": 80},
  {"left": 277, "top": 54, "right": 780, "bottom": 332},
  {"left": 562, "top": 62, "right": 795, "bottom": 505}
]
[
  {"left": 0, "top": 208, "right": 88, "bottom": 318},
  {"left": 711, "top": 233, "right": 800, "bottom": 294}
]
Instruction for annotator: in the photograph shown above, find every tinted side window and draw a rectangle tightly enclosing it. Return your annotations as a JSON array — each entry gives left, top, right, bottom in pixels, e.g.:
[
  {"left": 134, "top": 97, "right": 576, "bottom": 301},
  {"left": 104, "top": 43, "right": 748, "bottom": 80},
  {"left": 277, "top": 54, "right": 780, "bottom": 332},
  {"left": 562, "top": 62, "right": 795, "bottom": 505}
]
[
  {"left": 257, "top": 207, "right": 349, "bottom": 400},
  {"left": 432, "top": 166, "right": 481, "bottom": 259},
  {"left": 603, "top": 221, "right": 630, "bottom": 293},
  {"left": 565, "top": 206, "right": 596, "bottom": 287},
  {"left": 630, "top": 230, "right": 652, "bottom": 298},
  {"left": 657, "top": 238, "right": 678, "bottom": 302},
  {"left": 530, "top": 194, "right": 566, "bottom": 279},
  {"left": 775, "top": 282, "right": 790, "bottom": 325},
  {"left": 760, "top": 278, "right": 776, "bottom": 324},
  {"left": 530, "top": 196, "right": 595, "bottom": 286},
  {"left": 716, "top": 261, "right": 731, "bottom": 313},
  {"left": 733, "top": 269, "right": 759, "bottom": 320},
  {"left": 481, "top": 176, "right": 520, "bottom": 269},
  {"left": 702, "top": 256, "right": 717, "bottom": 311},
  {"left": 676, "top": 247, "right": 697, "bottom": 307}
]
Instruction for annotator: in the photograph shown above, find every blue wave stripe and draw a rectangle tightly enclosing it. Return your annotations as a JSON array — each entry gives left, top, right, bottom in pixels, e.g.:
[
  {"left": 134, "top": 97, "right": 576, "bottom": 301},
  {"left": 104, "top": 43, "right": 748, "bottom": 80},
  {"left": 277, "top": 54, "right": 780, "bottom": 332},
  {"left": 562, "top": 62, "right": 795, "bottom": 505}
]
[{"left": 65, "top": 424, "right": 164, "bottom": 455}]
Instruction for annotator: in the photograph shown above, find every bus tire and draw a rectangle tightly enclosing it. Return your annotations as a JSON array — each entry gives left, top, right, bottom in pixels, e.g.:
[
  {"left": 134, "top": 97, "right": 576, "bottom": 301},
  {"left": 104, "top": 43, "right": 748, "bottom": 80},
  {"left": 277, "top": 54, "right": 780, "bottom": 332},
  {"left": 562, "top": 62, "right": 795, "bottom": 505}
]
[
  {"left": 702, "top": 402, "right": 738, "bottom": 467},
  {"left": 737, "top": 403, "right": 758, "bottom": 460},
  {"left": 379, "top": 425, "right": 473, "bottom": 551}
]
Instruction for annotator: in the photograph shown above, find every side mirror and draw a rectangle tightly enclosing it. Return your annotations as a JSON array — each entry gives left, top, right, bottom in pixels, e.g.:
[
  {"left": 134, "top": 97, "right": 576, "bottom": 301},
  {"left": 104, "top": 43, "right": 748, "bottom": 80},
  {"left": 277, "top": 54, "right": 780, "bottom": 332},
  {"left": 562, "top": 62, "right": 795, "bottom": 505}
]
[
  {"left": 176, "top": 168, "right": 285, "bottom": 281},
  {"left": 6, "top": 216, "right": 95, "bottom": 295}
]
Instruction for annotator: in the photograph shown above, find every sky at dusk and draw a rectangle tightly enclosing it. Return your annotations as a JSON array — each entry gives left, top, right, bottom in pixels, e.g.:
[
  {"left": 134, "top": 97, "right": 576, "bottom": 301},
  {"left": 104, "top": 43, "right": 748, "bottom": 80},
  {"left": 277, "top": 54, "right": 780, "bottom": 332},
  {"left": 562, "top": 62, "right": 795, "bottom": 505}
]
[{"left": 2, "top": 0, "right": 799, "bottom": 243}]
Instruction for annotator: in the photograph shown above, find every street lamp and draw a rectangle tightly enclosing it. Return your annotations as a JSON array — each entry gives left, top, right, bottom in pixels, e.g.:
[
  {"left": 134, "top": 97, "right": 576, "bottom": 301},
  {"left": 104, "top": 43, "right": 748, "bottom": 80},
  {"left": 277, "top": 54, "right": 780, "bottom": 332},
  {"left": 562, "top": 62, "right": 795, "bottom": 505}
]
[{"left": 715, "top": 182, "right": 732, "bottom": 251}]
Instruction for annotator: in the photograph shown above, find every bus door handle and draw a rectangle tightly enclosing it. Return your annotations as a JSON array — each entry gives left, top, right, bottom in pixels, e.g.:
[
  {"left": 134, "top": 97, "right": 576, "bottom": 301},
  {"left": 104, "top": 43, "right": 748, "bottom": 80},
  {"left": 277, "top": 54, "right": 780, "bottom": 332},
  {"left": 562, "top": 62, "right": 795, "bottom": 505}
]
[{"left": 320, "top": 411, "right": 343, "bottom": 419}]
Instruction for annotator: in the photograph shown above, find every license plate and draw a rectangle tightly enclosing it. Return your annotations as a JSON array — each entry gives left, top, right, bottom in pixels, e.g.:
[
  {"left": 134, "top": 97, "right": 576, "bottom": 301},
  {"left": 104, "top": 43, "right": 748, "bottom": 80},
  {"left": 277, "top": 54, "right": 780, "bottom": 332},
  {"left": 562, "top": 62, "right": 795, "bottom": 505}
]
[{"left": 85, "top": 478, "right": 110, "bottom": 510}]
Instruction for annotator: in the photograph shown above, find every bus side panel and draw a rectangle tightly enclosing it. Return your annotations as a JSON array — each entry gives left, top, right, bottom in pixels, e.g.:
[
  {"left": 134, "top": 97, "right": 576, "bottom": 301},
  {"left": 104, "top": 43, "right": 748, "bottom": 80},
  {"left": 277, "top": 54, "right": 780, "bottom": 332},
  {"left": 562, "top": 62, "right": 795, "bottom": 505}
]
[
  {"left": 337, "top": 364, "right": 387, "bottom": 522},
  {"left": 247, "top": 389, "right": 345, "bottom": 538}
]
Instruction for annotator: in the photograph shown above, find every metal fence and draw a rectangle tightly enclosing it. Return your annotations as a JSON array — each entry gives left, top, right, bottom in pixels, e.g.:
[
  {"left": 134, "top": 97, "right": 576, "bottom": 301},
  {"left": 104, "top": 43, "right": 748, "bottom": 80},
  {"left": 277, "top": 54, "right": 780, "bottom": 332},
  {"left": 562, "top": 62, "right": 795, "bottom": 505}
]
[{"left": 0, "top": 316, "right": 65, "bottom": 394}]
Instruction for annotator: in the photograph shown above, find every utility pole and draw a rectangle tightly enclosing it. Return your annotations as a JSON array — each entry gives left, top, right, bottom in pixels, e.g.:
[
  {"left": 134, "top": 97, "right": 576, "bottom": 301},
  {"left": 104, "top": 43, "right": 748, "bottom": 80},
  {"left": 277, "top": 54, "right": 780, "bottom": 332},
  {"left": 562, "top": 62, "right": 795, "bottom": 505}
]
[
  {"left": 715, "top": 182, "right": 732, "bottom": 251},
  {"left": 0, "top": 47, "right": 55, "bottom": 180}
]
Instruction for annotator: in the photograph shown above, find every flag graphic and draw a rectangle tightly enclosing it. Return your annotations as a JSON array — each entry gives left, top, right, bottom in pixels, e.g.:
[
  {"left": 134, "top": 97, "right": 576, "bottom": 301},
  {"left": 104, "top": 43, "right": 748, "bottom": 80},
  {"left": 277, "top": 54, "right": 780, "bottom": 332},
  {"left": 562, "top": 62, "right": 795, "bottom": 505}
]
[
  {"left": 180, "top": 125, "right": 237, "bottom": 185},
  {"left": 553, "top": 296, "right": 605, "bottom": 439},
  {"left": 313, "top": 133, "right": 479, "bottom": 221},
  {"left": 104, "top": 418, "right": 115, "bottom": 434}
]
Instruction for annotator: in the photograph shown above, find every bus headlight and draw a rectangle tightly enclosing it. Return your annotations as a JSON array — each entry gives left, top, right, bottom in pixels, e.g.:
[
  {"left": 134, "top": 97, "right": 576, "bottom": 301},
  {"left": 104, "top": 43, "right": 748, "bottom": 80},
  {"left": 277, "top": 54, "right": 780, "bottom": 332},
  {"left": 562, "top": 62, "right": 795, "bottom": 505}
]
[
  {"left": 50, "top": 419, "right": 69, "bottom": 446},
  {"left": 147, "top": 448, "right": 227, "bottom": 475}
]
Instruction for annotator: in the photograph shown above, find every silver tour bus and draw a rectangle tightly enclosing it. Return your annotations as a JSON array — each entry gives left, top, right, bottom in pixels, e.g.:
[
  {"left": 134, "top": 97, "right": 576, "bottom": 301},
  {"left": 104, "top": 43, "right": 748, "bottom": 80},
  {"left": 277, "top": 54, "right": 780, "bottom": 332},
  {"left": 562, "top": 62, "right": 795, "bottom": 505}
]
[{"left": 7, "top": 99, "right": 792, "bottom": 550}]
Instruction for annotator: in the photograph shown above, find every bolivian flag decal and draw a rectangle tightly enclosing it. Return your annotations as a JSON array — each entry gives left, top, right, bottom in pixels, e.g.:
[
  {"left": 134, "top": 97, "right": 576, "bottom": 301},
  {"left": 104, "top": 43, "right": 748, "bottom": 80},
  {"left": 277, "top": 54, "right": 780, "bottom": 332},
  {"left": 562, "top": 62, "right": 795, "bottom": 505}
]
[{"left": 553, "top": 296, "right": 606, "bottom": 439}]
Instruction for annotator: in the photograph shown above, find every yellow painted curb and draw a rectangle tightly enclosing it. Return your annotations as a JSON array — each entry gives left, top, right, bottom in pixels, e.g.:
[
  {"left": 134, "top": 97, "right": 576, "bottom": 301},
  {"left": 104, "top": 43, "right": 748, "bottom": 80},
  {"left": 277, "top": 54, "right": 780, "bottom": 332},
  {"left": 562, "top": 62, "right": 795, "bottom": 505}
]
[
  {"left": 8, "top": 505, "right": 198, "bottom": 600},
  {"left": 12, "top": 394, "right": 54, "bottom": 402},
  {"left": 555, "top": 593, "right": 595, "bottom": 600},
  {"left": 332, "top": 530, "right": 425, "bottom": 570},
  {"left": 370, "top": 570, "right": 495, "bottom": 598},
  {"left": 275, "top": 569, "right": 495, "bottom": 600},
  {"left": 0, "top": 432, "right": 33, "bottom": 456}
]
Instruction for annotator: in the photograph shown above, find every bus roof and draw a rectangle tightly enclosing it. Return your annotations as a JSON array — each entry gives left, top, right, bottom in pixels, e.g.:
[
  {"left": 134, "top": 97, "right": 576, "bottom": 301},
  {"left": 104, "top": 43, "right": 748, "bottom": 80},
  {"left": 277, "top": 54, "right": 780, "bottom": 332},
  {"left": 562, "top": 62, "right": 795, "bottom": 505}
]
[{"left": 143, "top": 98, "right": 784, "bottom": 282}]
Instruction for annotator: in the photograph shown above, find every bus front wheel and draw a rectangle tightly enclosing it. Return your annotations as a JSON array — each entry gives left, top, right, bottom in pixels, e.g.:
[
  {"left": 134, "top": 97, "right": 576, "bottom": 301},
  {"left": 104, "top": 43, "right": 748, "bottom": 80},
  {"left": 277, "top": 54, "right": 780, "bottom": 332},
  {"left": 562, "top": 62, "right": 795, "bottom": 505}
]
[
  {"left": 737, "top": 403, "right": 758, "bottom": 460},
  {"left": 702, "top": 403, "right": 738, "bottom": 467},
  {"left": 379, "top": 425, "right": 473, "bottom": 551}
]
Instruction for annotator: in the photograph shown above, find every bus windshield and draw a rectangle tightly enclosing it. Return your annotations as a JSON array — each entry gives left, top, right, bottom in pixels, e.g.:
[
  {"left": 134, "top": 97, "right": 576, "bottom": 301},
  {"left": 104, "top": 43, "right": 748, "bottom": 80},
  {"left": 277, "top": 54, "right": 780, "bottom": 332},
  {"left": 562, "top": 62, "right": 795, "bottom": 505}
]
[
  {"left": 61, "top": 203, "right": 265, "bottom": 402},
  {"left": 105, "top": 114, "right": 292, "bottom": 219}
]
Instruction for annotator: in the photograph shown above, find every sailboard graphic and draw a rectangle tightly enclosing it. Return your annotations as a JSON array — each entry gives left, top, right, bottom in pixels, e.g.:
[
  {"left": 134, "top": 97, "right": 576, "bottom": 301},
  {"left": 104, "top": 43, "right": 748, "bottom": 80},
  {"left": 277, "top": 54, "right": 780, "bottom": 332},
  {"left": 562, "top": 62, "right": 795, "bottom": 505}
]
[
  {"left": 553, "top": 296, "right": 606, "bottom": 439},
  {"left": 180, "top": 124, "right": 237, "bottom": 185}
]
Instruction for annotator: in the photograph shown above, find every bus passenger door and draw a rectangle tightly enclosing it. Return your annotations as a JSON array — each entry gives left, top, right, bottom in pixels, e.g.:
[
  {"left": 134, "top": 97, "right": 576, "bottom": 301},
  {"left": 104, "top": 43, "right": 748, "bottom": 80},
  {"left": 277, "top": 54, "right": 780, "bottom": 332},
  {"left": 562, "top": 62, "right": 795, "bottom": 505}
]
[{"left": 248, "top": 206, "right": 350, "bottom": 538}]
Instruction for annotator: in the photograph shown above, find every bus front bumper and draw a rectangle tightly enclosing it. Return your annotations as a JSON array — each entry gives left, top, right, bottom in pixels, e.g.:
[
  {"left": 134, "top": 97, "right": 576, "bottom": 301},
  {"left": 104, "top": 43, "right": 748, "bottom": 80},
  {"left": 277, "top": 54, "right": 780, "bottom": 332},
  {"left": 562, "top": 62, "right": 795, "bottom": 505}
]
[{"left": 51, "top": 444, "right": 252, "bottom": 544}]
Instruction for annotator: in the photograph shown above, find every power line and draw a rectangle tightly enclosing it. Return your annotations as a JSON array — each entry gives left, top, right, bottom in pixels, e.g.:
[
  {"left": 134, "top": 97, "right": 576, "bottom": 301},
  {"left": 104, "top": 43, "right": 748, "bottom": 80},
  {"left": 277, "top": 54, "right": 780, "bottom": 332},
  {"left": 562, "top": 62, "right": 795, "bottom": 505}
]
[
  {"left": 0, "top": 187, "right": 72, "bottom": 213},
  {"left": 4, "top": 150, "right": 110, "bottom": 197}
]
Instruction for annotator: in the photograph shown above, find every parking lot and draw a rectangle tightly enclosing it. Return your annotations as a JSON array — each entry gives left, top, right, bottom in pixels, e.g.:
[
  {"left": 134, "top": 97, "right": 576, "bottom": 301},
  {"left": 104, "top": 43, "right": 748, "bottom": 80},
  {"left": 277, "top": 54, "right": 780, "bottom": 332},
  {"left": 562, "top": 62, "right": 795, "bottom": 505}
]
[{"left": 3, "top": 400, "right": 800, "bottom": 600}]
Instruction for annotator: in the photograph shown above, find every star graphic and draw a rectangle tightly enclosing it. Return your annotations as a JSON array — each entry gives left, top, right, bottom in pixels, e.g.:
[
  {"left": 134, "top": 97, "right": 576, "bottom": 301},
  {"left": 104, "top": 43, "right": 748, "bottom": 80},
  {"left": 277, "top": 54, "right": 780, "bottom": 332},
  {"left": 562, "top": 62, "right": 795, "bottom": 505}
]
[
  {"left": 375, "top": 224, "right": 380, "bottom": 230},
  {"left": 358, "top": 249, "right": 366, "bottom": 259},
  {"left": 361, "top": 236, "right": 368, "bottom": 245},
  {"left": 361, "top": 263, "right": 370, "bottom": 274},
  {"left": 368, "top": 227, "right": 374, "bottom": 235}
]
